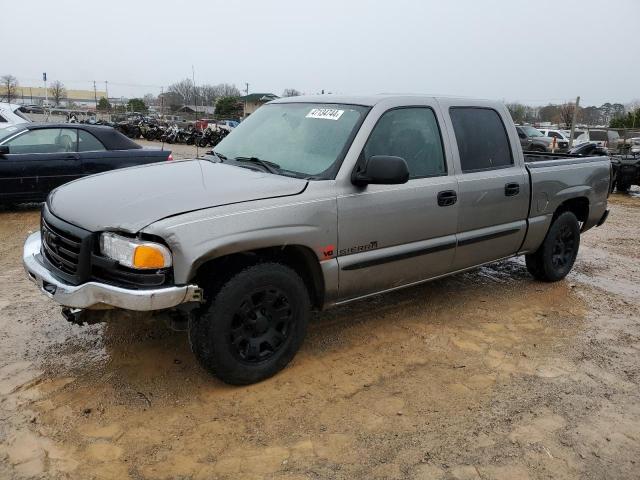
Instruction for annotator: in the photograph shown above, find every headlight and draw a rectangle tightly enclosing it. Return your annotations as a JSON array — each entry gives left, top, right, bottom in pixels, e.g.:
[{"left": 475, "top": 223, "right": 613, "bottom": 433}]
[{"left": 100, "top": 232, "right": 172, "bottom": 270}]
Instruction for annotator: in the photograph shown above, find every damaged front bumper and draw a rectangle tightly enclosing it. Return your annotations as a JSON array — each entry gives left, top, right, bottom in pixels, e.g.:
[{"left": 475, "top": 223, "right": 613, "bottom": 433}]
[{"left": 23, "top": 231, "right": 202, "bottom": 311}]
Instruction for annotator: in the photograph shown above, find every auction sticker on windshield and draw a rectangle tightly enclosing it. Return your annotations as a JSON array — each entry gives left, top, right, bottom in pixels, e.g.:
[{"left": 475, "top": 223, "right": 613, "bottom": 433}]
[{"left": 306, "top": 108, "right": 344, "bottom": 120}]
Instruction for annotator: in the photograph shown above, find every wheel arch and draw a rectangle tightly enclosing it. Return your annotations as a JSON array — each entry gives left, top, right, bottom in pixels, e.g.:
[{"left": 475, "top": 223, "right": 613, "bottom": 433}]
[
  {"left": 554, "top": 196, "right": 589, "bottom": 226},
  {"left": 192, "top": 245, "right": 325, "bottom": 310}
]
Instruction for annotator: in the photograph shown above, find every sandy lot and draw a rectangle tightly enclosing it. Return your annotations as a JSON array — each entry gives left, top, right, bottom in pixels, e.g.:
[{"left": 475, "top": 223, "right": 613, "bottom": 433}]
[
  {"left": 137, "top": 140, "right": 205, "bottom": 160},
  {"left": 0, "top": 191, "right": 639, "bottom": 480}
]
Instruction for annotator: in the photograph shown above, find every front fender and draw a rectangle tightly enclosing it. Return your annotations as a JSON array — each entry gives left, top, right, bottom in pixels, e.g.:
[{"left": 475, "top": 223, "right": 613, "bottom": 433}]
[{"left": 142, "top": 194, "right": 338, "bottom": 285}]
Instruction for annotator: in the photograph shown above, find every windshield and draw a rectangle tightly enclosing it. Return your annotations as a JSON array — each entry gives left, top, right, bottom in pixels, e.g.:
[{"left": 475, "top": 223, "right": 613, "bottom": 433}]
[
  {"left": 522, "top": 126, "right": 544, "bottom": 137},
  {"left": 589, "top": 131, "right": 608, "bottom": 141},
  {"left": 214, "top": 103, "right": 368, "bottom": 178}
]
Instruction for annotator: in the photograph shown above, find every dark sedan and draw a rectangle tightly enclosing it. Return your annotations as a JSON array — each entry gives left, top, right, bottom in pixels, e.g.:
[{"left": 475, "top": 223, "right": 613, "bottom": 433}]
[{"left": 0, "top": 123, "right": 172, "bottom": 205}]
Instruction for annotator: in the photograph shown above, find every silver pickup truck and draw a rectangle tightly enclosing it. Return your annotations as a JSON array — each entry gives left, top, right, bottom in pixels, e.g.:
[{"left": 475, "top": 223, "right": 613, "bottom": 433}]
[{"left": 23, "top": 95, "right": 611, "bottom": 384}]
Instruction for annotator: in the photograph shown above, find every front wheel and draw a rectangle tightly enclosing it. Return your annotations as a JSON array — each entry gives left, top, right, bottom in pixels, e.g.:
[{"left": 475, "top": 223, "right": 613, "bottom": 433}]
[
  {"left": 525, "top": 211, "right": 580, "bottom": 282},
  {"left": 189, "top": 263, "right": 310, "bottom": 385}
]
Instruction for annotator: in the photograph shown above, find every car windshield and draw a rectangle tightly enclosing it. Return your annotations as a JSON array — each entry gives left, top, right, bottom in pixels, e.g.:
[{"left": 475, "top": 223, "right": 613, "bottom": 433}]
[
  {"left": 522, "top": 126, "right": 544, "bottom": 137},
  {"left": 589, "top": 131, "right": 608, "bottom": 141},
  {"left": 213, "top": 103, "right": 368, "bottom": 178}
]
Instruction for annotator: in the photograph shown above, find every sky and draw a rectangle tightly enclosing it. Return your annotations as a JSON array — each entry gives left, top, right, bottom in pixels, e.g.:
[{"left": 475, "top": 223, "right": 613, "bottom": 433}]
[{"left": 3, "top": 0, "right": 639, "bottom": 106}]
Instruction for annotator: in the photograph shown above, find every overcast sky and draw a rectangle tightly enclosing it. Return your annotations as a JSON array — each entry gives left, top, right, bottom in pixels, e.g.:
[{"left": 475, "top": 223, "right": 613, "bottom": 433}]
[{"left": 3, "top": 0, "right": 639, "bottom": 106}]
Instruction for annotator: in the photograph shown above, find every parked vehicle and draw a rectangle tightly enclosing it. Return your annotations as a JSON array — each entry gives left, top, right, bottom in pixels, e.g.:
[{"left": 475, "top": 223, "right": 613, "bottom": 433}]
[
  {"left": 197, "top": 124, "right": 230, "bottom": 147},
  {"left": 23, "top": 95, "right": 610, "bottom": 385},
  {"left": 21, "top": 104, "right": 45, "bottom": 114},
  {"left": 574, "top": 129, "right": 621, "bottom": 152},
  {"left": 537, "top": 128, "right": 570, "bottom": 151},
  {"left": 194, "top": 118, "right": 217, "bottom": 130},
  {"left": 0, "top": 124, "right": 172, "bottom": 204},
  {"left": 0, "top": 102, "right": 32, "bottom": 130},
  {"left": 217, "top": 119, "right": 239, "bottom": 130},
  {"left": 611, "top": 154, "right": 640, "bottom": 192},
  {"left": 568, "top": 142, "right": 608, "bottom": 157},
  {"left": 515, "top": 125, "right": 552, "bottom": 152}
]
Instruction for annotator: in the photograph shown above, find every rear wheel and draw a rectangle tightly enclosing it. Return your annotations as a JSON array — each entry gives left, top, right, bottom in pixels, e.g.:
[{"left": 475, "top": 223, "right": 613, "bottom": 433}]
[
  {"left": 189, "top": 263, "right": 310, "bottom": 385},
  {"left": 525, "top": 211, "right": 580, "bottom": 282}
]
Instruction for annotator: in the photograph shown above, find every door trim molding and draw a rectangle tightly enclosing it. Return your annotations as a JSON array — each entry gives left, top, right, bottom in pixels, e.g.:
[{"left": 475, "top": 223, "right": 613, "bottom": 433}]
[
  {"left": 341, "top": 241, "right": 456, "bottom": 271},
  {"left": 457, "top": 227, "right": 522, "bottom": 247}
]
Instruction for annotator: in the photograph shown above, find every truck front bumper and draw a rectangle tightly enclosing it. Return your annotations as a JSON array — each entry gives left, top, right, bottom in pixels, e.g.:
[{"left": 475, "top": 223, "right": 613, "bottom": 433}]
[{"left": 23, "top": 231, "right": 201, "bottom": 311}]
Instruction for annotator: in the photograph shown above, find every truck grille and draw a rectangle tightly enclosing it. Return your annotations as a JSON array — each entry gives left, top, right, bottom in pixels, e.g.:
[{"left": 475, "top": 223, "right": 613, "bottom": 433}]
[
  {"left": 41, "top": 218, "right": 81, "bottom": 275},
  {"left": 40, "top": 206, "right": 94, "bottom": 286}
]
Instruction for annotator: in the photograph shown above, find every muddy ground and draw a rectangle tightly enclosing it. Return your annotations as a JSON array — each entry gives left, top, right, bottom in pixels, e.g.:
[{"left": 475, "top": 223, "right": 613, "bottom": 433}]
[{"left": 0, "top": 191, "right": 639, "bottom": 480}]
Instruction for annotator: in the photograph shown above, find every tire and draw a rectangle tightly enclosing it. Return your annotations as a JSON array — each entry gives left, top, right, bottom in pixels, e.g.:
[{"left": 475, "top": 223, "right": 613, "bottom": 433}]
[
  {"left": 189, "top": 263, "right": 311, "bottom": 385},
  {"left": 525, "top": 211, "right": 580, "bottom": 282}
]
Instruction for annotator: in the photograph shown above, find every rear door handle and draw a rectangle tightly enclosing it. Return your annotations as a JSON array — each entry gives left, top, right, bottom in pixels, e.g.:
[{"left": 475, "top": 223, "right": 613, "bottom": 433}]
[
  {"left": 437, "top": 190, "right": 457, "bottom": 206},
  {"left": 63, "top": 153, "right": 79, "bottom": 160},
  {"left": 505, "top": 183, "right": 520, "bottom": 196}
]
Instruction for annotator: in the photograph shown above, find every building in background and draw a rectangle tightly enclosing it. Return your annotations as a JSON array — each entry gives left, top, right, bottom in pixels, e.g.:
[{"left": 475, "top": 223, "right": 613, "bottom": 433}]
[
  {"left": 239, "top": 93, "right": 278, "bottom": 117},
  {"left": 0, "top": 85, "right": 107, "bottom": 108}
]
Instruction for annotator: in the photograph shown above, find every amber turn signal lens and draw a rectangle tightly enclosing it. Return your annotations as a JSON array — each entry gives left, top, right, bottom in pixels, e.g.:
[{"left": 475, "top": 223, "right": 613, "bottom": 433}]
[{"left": 133, "top": 245, "right": 166, "bottom": 269}]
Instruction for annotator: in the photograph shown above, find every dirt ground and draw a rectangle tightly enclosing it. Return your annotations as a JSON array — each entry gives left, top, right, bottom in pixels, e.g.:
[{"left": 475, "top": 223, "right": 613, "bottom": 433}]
[
  {"left": 137, "top": 140, "right": 205, "bottom": 160},
  {"left": 0, "top": 190, "right": 639, "bottom": 480}
]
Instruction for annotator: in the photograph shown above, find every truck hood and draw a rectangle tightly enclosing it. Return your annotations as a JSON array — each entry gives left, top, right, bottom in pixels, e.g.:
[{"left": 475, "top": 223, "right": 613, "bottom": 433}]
[{"left": 48, "top": 159, "right": 308, "bottom": 232}]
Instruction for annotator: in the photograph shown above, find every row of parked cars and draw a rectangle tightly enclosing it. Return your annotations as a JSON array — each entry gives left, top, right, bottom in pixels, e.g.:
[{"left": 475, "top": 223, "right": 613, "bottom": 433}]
[{"left": 515, "top": 125, "right": 629, "bottom": 153}]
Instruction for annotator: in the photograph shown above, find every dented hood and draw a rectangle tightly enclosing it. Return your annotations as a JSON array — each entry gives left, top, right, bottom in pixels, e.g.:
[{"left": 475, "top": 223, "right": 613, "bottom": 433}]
[{"left": 48, "top": 159, "right": 307, "bottom": 232}]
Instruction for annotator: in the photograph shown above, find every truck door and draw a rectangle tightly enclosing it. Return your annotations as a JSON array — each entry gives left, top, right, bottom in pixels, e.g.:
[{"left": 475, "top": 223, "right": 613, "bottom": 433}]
[
  {"left": 337, "top": 104, "right": 459, "bottom": 300},
  {"left": 441, "top": 104, "right": 530, "bottom": 270}
]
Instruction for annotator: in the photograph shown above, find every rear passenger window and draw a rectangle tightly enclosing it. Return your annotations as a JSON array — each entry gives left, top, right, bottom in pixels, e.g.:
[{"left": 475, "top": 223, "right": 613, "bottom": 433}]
[
  {"left": 78, "top": 130, "right": 106, "bottom": 152},
  {"left": 450, "top": 108, "right": 513, "bottom": 172},
  {"left": 363, "top": 107, "right": 446, "bottom": 178}
]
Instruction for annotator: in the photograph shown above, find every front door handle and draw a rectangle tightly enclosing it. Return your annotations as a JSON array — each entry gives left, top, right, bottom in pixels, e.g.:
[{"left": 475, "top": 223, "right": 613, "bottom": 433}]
[
  {"left": 505, "top": 183, "right": 520, "bottom": 196},
  {"left": 437, "top": 190, "right": 457, "bottom": 206}
]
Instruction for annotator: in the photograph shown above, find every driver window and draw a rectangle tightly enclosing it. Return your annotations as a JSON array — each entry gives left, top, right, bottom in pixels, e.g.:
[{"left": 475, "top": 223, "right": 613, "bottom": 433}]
[
  {"left": 5, "top": 128, "right": 78, "bottom": 154},
  {"left": 363, "top": 107, "right": 446, "bottom": 179}
]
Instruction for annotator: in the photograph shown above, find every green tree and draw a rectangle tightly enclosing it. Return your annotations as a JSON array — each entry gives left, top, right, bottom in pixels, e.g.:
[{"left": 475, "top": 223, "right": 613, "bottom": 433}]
[
  {"left": 97, "top": 97, "right": 111, "bottom": 111},
  {"left": 215, "top": 96, "right": 242, "bottom": 118},
  {"left": 127, "top": 98, "right": 148, "bottom": 113},
  {"left": 610, "top": 108, "right": 640, "bottom": 129}
]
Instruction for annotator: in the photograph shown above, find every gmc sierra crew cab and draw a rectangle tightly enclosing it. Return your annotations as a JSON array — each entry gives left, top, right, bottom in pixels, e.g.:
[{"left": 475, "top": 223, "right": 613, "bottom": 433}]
[{"left": 23, "top": 95, "right": 611, "bottom": 385}]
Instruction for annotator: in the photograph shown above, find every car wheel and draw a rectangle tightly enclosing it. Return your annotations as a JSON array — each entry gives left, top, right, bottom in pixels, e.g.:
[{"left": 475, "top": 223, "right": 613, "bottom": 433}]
[
  {"left": 525, "top": 211, "right": 580, "bottom": 282},
  {"left": 189, "top": 263, "right": 310, "bottom": 385}
]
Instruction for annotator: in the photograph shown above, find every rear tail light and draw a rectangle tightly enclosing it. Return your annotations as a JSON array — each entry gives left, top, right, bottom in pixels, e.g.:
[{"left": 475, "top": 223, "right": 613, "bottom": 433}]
[{"left": 167, "top": 153, "right": 174, "bottom": 161}]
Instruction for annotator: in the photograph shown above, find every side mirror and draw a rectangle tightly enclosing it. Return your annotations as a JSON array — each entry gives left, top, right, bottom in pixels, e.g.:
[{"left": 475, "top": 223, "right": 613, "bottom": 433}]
[
  {"left": 352, "top": 155, "right": 409, "bottom": 186},
  {"left": 0, "top": 145, "right": 9, "bottom": 156}
]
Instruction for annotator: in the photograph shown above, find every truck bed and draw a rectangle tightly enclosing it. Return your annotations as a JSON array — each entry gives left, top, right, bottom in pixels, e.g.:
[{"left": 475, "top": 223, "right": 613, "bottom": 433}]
[
  {"left": 523, "top": 151, "right": 608, "bottom": 165},
  {"left": 520, "top": 151, "right": 611, "bottom": 255}
]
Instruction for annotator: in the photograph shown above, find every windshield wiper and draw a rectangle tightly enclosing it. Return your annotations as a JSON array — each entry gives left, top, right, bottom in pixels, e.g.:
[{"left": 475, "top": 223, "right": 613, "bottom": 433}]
[
  {"left": 212, "top": 151, "right": 227, "bottom": 161},
  {"left": 233, "top": 156, "right": 281, "bottom": 174}
]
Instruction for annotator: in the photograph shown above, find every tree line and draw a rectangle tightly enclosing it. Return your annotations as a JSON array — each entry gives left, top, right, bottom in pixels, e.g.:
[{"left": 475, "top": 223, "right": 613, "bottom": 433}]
[
  {"left": 506, "top": 100, "right": 639, "bottom": 128},
  {"left": 2, "top": 73, "right": 302, "bottom": 117}
]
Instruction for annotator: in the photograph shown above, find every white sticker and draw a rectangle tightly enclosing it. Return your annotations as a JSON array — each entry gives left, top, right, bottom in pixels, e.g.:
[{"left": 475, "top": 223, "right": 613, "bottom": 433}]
[{"left": 306, "top": 108, "right": 344, "bottom": 120}]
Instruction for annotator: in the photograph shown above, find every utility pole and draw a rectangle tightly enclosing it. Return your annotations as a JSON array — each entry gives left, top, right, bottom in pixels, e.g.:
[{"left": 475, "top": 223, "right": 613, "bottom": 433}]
[
  {"left": 105, "top": 81, "right": 109, "bottom": 104},
  {"left": 93, "top": 80, "right": 98, "bottom": 109},
  {"left": 243, "top": 82, "right": 249, "bottom": 118},
  {"left": 192, "top": 65, "right": 199, "bottom": 157},
  {"left": 160, "top": 86, "right": 164, "bottom": 117},
  {"left": 568, "top": 96, "right": 580, "bottom": 148},
  {"left": 43, "top": 72, "right": 48, "bottom": 107}
]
